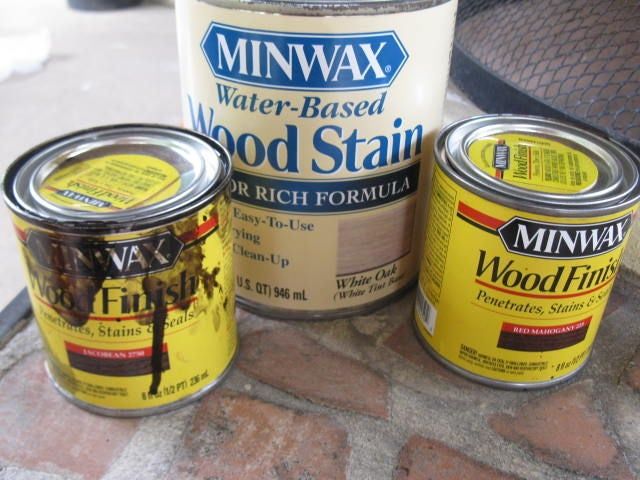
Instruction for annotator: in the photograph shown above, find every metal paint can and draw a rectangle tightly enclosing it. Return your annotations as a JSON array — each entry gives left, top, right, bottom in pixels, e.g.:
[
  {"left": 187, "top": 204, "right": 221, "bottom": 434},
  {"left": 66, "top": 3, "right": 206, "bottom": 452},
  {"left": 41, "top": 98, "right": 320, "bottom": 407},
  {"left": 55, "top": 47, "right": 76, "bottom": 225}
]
[
  {"left": 3, "top": 125, "right": 237, "bottom": 415},
  {"left": 415, "top": 115, "right": 640, "bottom": 388},
  {"left": 176, "top": 0, "right": 458, "bottom": 318}
]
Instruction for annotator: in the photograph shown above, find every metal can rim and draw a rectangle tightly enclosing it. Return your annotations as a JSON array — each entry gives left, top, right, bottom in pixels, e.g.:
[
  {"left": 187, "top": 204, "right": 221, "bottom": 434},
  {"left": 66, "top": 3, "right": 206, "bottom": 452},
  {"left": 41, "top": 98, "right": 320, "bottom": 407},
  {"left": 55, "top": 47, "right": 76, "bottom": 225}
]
[
  {"left": 435, "top": 114, "right": 640, "bottom": 218},
  {"left": 196, "top": 0, "right": 451, "bottom": 16},
  {"left": 447, "top": 115, "right": 634, "bottom": 205},
  {"left": 3, "top": 124, "right": 233, "bottom": 235}
]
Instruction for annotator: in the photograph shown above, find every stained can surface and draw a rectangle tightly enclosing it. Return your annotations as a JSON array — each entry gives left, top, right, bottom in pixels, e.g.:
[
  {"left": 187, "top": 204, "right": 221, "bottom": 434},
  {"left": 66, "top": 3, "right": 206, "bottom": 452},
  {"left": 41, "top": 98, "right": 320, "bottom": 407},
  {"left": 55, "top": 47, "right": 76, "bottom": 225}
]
[
  {"left": 415, "top": 115, "right": 640, "bottom": 388},
  {"left": 176, "top": 0, "right": 457, "bottom": 318},
  {"left": 3, "top": 125, "right": 237, "bottom": 415}
]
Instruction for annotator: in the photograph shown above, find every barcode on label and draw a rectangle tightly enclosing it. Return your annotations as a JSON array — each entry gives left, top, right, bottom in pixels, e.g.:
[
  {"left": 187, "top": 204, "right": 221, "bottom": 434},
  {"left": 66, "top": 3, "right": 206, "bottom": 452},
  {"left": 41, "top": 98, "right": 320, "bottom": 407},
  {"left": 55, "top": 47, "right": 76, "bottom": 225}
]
[{"left": 415, "top": 286, "right": 437, "bottom": 336}]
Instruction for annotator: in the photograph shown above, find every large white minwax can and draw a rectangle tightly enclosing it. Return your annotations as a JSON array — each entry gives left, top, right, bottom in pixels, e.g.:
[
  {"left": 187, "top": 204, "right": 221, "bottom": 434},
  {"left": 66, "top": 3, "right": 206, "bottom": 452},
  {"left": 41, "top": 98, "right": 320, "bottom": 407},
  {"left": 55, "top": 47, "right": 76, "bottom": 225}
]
[{"left": 176, "top": 0, "right": 458, "bottom": 318}]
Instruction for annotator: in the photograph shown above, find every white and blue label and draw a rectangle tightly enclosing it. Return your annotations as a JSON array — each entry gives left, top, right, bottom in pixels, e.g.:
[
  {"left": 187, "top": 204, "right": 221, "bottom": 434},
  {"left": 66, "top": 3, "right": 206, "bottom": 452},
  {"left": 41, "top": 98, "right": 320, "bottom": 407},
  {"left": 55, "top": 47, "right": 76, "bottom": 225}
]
[
  {"left": 231, "top": 163, "right": 420, "bottom": 214},
  {"left": 177, "top": 0, "right": 457, "bottom": 311},
  {"left": 201, "top": 23, "right": 408, "bottom": 91}
]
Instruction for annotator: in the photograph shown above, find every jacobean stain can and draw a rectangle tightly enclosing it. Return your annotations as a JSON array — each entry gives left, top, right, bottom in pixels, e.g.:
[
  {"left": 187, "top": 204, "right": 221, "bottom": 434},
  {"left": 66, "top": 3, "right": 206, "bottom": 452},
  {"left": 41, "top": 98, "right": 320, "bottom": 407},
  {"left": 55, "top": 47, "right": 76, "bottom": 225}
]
[
  {"left": 3, "top": 125, "right": 237, "bottom": 415},
  {"left": 415, "top": 115, "right": 640, "bottom": 388},
  {"left": 176, "top": 0, "right": 458, "bottom": 318}
]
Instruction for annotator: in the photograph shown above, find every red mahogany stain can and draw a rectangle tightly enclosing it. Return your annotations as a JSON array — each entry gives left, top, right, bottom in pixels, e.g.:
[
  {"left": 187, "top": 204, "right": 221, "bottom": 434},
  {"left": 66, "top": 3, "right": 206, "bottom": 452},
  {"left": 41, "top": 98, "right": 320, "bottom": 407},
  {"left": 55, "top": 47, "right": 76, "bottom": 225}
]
[{"left": 415, "top": 115, "right": 640, "bottom": 388}]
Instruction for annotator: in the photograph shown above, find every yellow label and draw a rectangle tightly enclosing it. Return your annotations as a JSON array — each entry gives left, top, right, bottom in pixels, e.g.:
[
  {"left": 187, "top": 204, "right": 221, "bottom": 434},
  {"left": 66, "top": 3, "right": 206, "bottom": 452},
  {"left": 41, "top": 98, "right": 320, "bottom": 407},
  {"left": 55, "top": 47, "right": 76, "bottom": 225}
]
[
  {"left": 176, "top": 0, "right": 457, "bottom": 313},
  {"left": 415, "top": 164, "right": 637, "bottom": 384},
  {"left": 468, "top": 133, "right": 599, "bottom": 194},
  {"left": 40, "top": 154, "right": 182, "bottom": 212},
  {"left": 13, "top": 193, "right": 236, "bottom": 411}
]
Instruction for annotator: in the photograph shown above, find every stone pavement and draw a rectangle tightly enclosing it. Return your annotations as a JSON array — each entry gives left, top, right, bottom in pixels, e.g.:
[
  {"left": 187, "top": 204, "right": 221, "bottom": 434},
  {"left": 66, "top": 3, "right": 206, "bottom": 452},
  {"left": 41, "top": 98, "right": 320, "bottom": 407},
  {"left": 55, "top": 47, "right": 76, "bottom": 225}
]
[{"left": 0, "top": 268, "right": 638, "bottom": 480}]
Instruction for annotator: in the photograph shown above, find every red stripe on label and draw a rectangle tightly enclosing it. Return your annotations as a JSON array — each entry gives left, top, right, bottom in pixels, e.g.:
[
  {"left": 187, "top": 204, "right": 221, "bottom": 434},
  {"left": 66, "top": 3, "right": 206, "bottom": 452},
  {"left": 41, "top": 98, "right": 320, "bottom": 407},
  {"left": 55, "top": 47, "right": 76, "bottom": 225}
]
[
  {"left": 64, "top": 342, "right": 168, "bottom": 359},
  {"left": 457, "top": 202, "right": 506, "bottom": 230},
  {"left": 501, "top": 317, "right": 592, "bottom": 336},
  {"left": 475, "top": 276, "right": 615, "bottom": 299},
  {"left": 14, "top": 226, "right": 27, "bottom": 243},
  {"left": 179, "top": 214, "right": 219, "bottom": 244}
]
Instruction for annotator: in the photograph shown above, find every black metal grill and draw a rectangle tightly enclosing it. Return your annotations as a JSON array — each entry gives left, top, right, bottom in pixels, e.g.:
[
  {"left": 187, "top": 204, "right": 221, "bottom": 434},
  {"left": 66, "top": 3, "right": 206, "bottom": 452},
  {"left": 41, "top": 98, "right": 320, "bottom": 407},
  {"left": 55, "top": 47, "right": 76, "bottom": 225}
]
[{"left": 452, "top": 0, "right": 640, "bottom": 154}]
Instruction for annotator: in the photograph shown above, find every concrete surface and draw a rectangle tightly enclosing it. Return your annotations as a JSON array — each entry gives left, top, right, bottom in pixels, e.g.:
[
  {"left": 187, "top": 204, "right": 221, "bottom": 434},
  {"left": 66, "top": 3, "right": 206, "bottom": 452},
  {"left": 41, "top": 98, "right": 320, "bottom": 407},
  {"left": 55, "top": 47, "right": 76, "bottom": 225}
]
[{"left": 0, "top": 0, "right": 182, "bottom": 308}]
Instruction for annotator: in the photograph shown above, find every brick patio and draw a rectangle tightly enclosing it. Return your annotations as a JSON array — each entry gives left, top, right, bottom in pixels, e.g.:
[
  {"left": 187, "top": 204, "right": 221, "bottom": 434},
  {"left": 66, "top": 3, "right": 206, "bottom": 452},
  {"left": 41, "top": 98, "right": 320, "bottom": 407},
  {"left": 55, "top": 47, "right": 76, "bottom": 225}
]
[{"left": 0, "top": 269, "right": 638, "bottom": 479}]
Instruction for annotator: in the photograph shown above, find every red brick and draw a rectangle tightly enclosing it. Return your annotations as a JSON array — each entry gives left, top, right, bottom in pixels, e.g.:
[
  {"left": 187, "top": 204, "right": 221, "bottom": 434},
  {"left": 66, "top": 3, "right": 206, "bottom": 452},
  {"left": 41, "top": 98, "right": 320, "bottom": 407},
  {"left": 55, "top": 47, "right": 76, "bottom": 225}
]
[
  {"left": 489, "top": 384, "right": 633, "bottom": 479},
  {"left": 623, "top": 350, "right": 640, "bottom": 391},
  {"left": 168, "top": 390, "right": 350, "bottom": 479},
  {"left": 384, "top": 322, "right": 471, "bottom": 387},
  {"left": 394, "top": 435, "right": 520, "bottom": 480},
  {"left": 0, "top": 353, "right": 139, "bottom": 479},
  {"left": 238, "top": 328, "right": 389, "bottom": 418}
]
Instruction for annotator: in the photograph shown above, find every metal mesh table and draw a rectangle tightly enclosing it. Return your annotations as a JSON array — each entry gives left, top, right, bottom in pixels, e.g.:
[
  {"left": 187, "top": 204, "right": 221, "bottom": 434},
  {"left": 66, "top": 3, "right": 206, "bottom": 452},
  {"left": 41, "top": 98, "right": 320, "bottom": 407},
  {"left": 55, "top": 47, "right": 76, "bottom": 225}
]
[{"left": 452, "top": 0, "right": 640, "bottom": 154}]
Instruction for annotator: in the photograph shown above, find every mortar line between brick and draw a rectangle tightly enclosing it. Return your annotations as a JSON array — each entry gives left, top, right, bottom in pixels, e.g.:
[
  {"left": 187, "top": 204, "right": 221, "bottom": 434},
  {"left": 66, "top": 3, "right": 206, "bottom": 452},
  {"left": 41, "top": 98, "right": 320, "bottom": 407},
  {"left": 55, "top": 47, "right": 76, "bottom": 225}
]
[
  {"left": 277, "top": 323, "right": 394, "bottom": 378},
  {"left": 161, "top": 407, "right": 199, "bottom": 478},
  {"left": 393, "top": 381, "right": 567, "bottom": 479},
  {"left": 0, "top": 345, "right": 41, "bottom": 384},
  {"left": 0, "top": 461, "right": 68, "bottom": 480},
  {"left": 226, "top": 374, "right": 372, "bottom": 425},
  {"left": 616, "top": 343, "right": 640, "bottom": 386},
  {"left": 239, "top": 328, "right": 394, "bottom": 420},
  {"left": 591, "top": 380, "right": 632, "bottom": 439},
  {"left": 619, "top": 266, "right": 640, "bottom": 289},
  {"left": 497, "top": 380, "right": 637, "bottom": 479},
  {"left": 227, "top": 367, "right": 397, "bottom": 472},
  {"left": 100, "top": 428, "right": 142, "bottom": 480},
  {"left": 593, "top": 387, "right": 639, "bottom": 479}
]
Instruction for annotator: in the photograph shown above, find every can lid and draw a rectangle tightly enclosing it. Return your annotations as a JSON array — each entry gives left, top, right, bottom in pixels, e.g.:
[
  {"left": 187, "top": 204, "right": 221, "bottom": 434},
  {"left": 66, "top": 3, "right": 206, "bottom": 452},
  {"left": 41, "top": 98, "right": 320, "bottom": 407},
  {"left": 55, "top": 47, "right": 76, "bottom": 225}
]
[
  {"left": 201, "top": 0, "right": 447, "bottom": 15},
  {"left": 440, "top": 115, "right": 640, "bottom": 216},
  {"left": 4, "top": 125, "right": 230, "bottom": 231}
]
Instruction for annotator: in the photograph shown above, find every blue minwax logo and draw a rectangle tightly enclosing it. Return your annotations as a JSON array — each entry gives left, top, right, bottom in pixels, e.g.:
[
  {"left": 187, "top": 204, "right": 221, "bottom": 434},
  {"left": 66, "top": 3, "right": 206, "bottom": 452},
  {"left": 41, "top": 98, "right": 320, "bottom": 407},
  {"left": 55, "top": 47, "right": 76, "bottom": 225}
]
[{"left": 201, "top": 23, "right": 409, "bottom": 91}]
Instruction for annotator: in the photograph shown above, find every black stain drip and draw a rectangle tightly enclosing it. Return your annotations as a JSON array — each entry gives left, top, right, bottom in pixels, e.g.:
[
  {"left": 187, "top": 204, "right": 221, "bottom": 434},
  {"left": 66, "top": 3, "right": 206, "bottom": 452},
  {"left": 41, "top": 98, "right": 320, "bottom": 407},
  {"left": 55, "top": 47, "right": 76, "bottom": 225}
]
[
  {"left": 131, "top": 201, "right": 227, "bottom": 395},
  {"left": 202, "top": 266, "right": 221, "bottom": 299},
  {"left": 25, "top": 240, "right": 107, "bottom": 327},
  {"left": 148, "top": 305, "right": 167, "bottom": 395},
  {"left": 168, "top": 204, "right": 226, "bottom": 334},
  {"left": 143, "top": 276, "right": 167, "bottom": 395}
]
